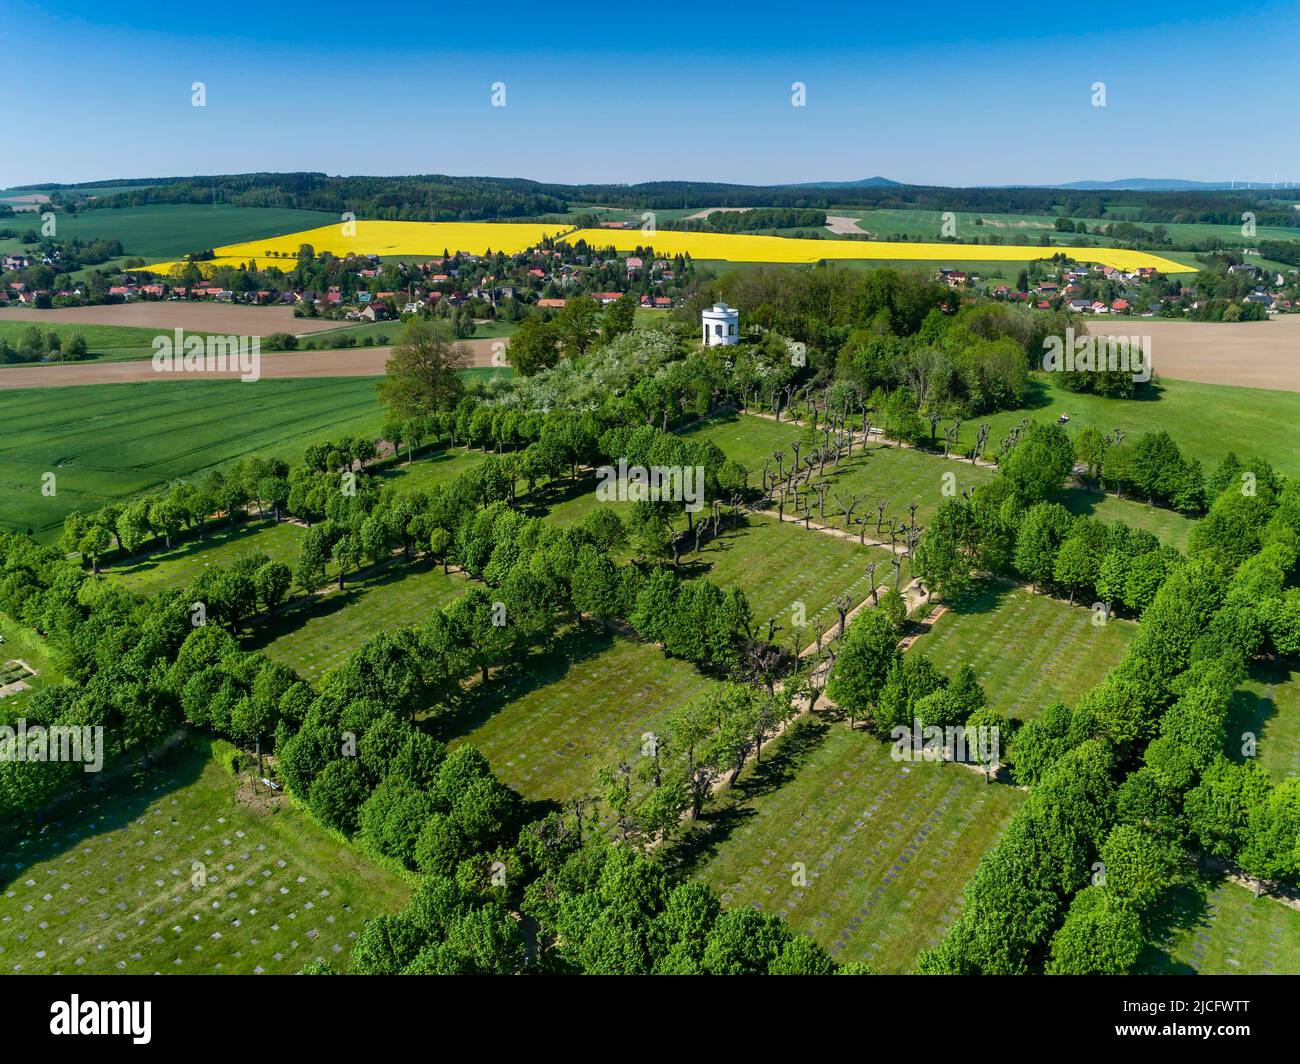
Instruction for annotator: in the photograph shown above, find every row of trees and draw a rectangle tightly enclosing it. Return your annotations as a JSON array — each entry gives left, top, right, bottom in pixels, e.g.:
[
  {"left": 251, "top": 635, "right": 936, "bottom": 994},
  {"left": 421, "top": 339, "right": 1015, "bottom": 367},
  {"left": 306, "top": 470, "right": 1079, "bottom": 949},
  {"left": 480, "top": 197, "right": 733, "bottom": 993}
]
[{"left": 912, "top": 464, "right": 1300, "bottom": 973}]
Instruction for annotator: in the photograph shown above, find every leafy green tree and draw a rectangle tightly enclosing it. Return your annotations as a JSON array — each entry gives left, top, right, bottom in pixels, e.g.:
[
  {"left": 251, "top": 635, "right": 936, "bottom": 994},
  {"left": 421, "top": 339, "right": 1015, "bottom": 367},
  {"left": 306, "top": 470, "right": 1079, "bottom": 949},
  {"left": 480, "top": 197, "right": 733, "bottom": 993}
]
[
  {"left": 507, "top": 316, "right": 559, "bottom": 376},
  {"left": 1045, "top": 886, "right": 1143, "bottom": 975},
  {"left": 255, "top": 560, "right": 292, "bottom": 612},
  {"left": 378, "top": 319, "right": 470, "bottom": 419},
  {"left": 826, "top": 609, "right": 899, "bottom": 729}
]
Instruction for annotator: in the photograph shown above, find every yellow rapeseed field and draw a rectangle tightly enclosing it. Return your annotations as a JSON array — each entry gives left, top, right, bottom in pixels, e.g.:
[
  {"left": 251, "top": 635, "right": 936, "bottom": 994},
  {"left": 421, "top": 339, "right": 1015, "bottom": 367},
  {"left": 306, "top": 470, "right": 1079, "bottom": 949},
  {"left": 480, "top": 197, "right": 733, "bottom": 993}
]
[
  {"left": 139, "top": 220, "right": 571, "bottom": 276},
  {"left": 138, "top": 218, "right": 1194, "bottom": 277},
  {"left": 561, "top": 228, "right": 1193, "bottom": 273}
]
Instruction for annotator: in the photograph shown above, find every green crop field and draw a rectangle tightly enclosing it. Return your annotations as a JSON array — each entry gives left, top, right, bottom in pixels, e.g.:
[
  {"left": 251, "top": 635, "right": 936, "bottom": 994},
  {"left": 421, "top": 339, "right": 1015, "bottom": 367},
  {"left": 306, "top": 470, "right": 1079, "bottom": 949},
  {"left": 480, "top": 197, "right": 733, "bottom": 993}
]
[
  {"left": 23, "top": 204, "right": 337, "bottom": 260},
  {"left": 436, "top": 628, "right": 717, "bottom": 804},
  {"left": 683, "top": 717, "right": 1025, "bottom": 973},
  {"left": 905, "top": 582, "right": 1137, "bottom": 723},
  {"left": 829, "top": 207, "right": 1300, "bottom": 256},
  {"left": 245, "top": 559, "right": 468, "bottom": 681},
  {"left": 1139, "top": 874, "right": 1300, "bottom": 975},
  {"left": 0, "top": 739, "right": 410, "bottom": 974},
  {"left": 1, "top": 378, "right": 389, "bottom": 542},
  {"left": 1225, "top": 662, "right": 1300, "bottom": 783}
]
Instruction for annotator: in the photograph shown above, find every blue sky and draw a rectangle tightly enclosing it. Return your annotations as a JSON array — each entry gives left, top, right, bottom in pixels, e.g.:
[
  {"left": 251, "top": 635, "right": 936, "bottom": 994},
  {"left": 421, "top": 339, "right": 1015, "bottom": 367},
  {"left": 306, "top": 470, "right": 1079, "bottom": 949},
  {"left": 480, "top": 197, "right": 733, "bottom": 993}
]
[{"left": 10, "top": 1, "right": 1300, "bottom": 188}]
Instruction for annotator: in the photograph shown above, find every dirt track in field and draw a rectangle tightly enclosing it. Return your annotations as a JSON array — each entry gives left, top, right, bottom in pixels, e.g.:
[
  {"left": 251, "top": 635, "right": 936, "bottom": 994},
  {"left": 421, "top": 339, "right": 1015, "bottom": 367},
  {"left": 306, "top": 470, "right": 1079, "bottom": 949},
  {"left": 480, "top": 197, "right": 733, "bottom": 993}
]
[
  {"left": 0, "top": 338, "right": 507, "bottom": 389},
  {"left": 824, "top": 215, "right": 868, "bottom": 235},
  {"left": 0, "top": 303, "right": 347, "bottom": 336},
  {"left": 1087, "top": 315, "right": 1300, "bottom": 392}
]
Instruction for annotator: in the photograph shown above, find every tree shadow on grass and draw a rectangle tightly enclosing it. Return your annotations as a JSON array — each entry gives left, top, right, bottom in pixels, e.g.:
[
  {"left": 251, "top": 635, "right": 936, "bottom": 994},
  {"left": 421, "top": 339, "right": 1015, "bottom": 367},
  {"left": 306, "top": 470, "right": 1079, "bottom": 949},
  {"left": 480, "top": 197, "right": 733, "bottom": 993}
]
[
  {"left": 935, "top": 579, "right": 1016, "bottom": 619},
  {"left": 0, "top": 737, "right": 208, "bottom": 893},
  {"left": 1224, "top": 661, "right": 1291, "bottom": 766},
  {"left": 424, "top": 623, "right": 619, "bottom": 746},
  {"left": 109, "top": 519, "right": 280, "bottom": 583},
  {"left": 517, "top": 472, "right": 601, "bottom": 520},
  {"left": 240, "top": 557, "right": 452, "bottom": 654},
  {"left": 1133, "top": 873, "right": 1214, "bottom": 974},
  {"left": 667, "top": 716, "right": 833, "bottom": 878}
]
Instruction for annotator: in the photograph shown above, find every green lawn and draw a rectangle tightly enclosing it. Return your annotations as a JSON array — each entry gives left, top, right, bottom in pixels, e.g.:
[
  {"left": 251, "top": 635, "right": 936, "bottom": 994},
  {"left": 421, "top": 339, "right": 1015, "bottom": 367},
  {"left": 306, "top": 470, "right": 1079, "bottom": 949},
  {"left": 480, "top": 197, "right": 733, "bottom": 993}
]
[
  {"left": 683, "top": 409, "right": 804, "bottom": 471},
  {"left": 245, "top": 558, "right": 467, "bottom": 681},
  {"left": 681, "top": 514, "right": 894, "bottom": 635},
  {"left": 0, "top": 614, "right": 60, "bottom": 716},
  {"left": 1059, "top": 485, "right": 1198, "bottom": 551},
  {"left": 1, "top": 378, "right": 389, "bottom": 543},
  {"left": 373, "top": 447, "right": 487, "bottom": 495},
  {"left": 0, "top": 740, "right": 409, "bottom": 974},
  {"left": 435, "top": 629, "right": 717, "bottom": 805},
  {"left": 684, "top": 717, "right": 1025, "bottom": 972},
  {"left": 1139, "top": 874, "right": 1300, "bottom": 974},
  {"left": 1225, "top": 661, "right": 1300, "bottom": 783},
  {"left": 805, "top": 440, "right": 995, "bottom": 534},
  {"left": 905, "top": 582, "right": 1137, "bottom": 722},
  {"left": 965, "top": 375, "right": 1300, "bottom": 479},
  {"left": 108, "top": 520, "right": 306, "bottom": 596}
]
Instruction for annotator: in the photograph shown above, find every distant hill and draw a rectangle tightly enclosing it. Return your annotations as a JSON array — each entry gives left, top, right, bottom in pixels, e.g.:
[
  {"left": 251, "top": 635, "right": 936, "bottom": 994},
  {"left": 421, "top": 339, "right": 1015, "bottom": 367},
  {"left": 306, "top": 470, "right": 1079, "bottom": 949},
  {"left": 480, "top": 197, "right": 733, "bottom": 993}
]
[
  {"left": 1053, "top": 178, "right": 1288, "bottom": 191},
  {"left": 785, "top": 177, "right": 903, "bottom": 189}
]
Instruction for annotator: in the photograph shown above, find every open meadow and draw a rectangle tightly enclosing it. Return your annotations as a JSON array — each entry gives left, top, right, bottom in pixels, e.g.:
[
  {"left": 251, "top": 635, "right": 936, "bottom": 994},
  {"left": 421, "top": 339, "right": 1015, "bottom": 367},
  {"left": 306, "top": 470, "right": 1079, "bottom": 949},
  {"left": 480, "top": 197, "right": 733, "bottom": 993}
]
[{"left": 959, "top": 374, "right": 1300, "bottom": 479}]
